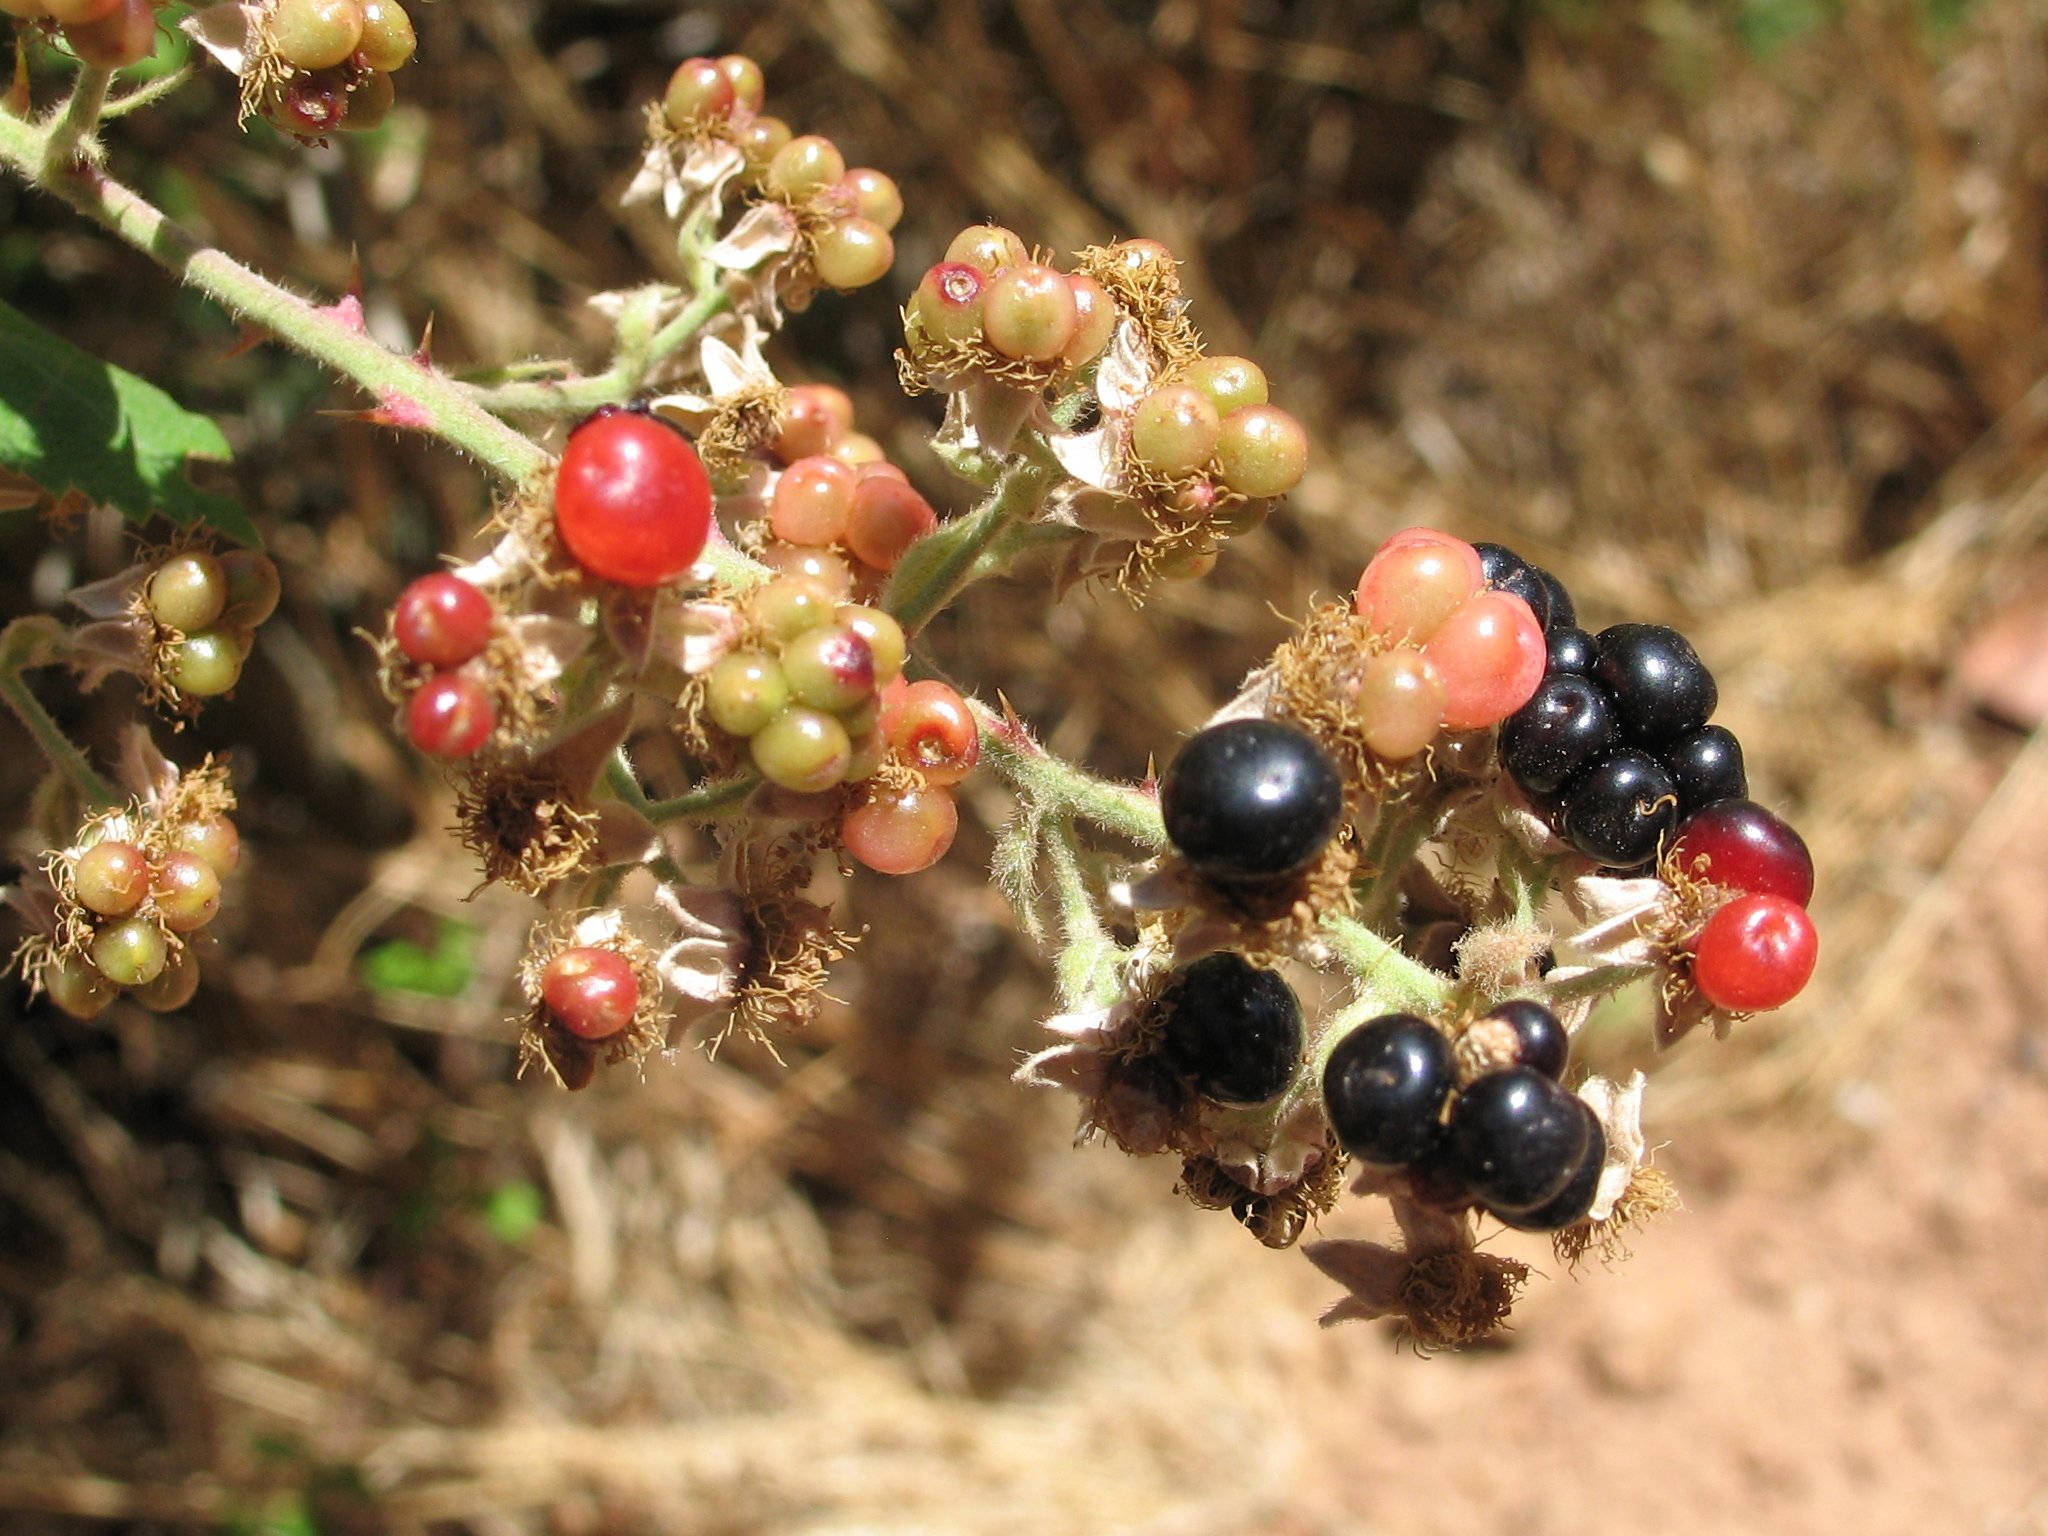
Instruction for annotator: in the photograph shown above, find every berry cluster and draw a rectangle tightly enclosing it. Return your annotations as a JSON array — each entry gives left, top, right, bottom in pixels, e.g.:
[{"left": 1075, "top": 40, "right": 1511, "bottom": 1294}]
[
  {"left": 1323, "top": 1001, "right": 1604, "bottom": 1233},
  {"left": 140, "top": 546, "right": 282, "bottom": 704},
  {"left": 35, "top": 778, "right": 242, "bottom": 1021},
  {"left": 762, "top": 452, "right": 938, "bottom": 597},
  {"left": 908, "top": 225, "right": 1116, "bottom": 381},
  {"left": 1, "top": 0, "right": 159, "bottom": 68},
  {"left": 660, "top": 53, "right": 901, "bottom": 294},
  {"left": 253, "top": 0, "right": 415, "bottom": 139},
  {"left": 1125, "top": 357, "right": 1309, "bottom": 507},
  {"left": 388, "top": 571, "right": 501, "bottom": 759},
  {"left": 1349, "top": 530, "right": 1550, "bottom": 757}
]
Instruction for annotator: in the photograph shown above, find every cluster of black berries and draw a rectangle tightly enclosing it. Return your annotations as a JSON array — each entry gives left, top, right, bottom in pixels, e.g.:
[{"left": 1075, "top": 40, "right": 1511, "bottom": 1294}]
[
  {"left": 1485, "top": 544, "right": 1744, "bottom": 868},
  {"left": 1322, "top": 1000, "right": 1604, "bottom": 1231}
]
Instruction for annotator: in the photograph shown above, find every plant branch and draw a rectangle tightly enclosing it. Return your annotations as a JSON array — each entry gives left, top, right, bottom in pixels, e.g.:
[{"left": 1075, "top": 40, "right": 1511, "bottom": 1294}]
[
  {"left": 1045, "top": 817, "right": 1123, "bottom": 1010},
  {"left": 0, "top": 619, "right": 119, "bottom": 809},
  {"left": 644, "top": 772, "right": 758, "bottom": 823},
  {"left": 973, "top": 701, "right": 1164, "bottom": 849},
  {"left": 0, "top": 109, "right": 548, "bottom": 485},
  {"left": 882, "top": 453, "right": 1059, "bottom": 634},
  {"left": 41, "top": 66, "right": 110, "bottom": 176},
  {"left": 1316, "top": 912, "right": 1447, "bottom": 1019},
  {"left": 463, "top": 283, "right": 734, "bottom": 417}
]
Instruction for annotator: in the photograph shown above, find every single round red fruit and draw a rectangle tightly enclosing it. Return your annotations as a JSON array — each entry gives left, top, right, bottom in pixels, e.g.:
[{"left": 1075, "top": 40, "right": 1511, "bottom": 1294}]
[
  {"left": 393, "top": 573, "right": 495, "bottom": 668},
  {"left": 540, "top": 946, "right": 640, "bottom": 1040},
  {"left": 841, "top": 784, "right": 959, "bottom": 875},
  {"left": 553, "top": 413, "right": 713, "bottom": 587},
  {"left": 407, "top": 672, "right": 496, "bottom": 759},
  {"left": 880, "top": 680, "right": 979, "bottom": 785},
  {"left": 1669, "top": 799, "right": 1815, "bottom": 906},
  {"left": 1691, "top": 894, "right": 1818, "bottom": 1013}
]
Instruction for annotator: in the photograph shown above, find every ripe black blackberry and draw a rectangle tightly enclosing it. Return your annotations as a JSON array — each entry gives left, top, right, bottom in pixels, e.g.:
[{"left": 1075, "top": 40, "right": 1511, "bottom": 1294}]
[
  {"left": 1483, "top": 999, "right": 1569, "bottom": 1079},
  {"left": 1561, "top": 748, "right": 1679, "bottom": 868},
  {"left": 1663, "top": 724, "right": 1747, "bottom": 814},
  {"left": 1155, "top": 951, "right": 1303, "bottom": 1106},
  {"left": 1489, "top": 1100, "right": 1605, "bottom": 1231},
  {"left": 1446, "top": 1066, "right": 1595, "bottom": 1215},
  {"left": 1474, "top": 540, "right": 1574, "bottom": 636},
  {"left": 1592, "top": 623, "right": 1717, "bottom": 747},
  {"left": 1160, "top": 719, "right": 1344, "bottom": 884},
  {"left": 1499, "top": 673, "right": 1616, "bottom": 798},
  {"left": 1322, "top": 1013, "right": 1455, "bottom": 1166}
]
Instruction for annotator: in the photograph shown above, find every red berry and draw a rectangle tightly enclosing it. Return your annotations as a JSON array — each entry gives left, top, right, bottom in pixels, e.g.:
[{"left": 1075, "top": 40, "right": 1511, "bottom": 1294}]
[
  {"left": 407, "top": 672, "right": 496, "bottom": 759},
  {"left": 845, "top": 476, "right": 938, "bottom": 572},
  {"left": 1670, "top": 799, "right": 1815, "bottom": 907},
  {"left": 541, "top": 947, "right": 640, "bottom": 1041},
  {"left": 1691, "top": 893, "right": 1818, "bottom": 1012},
  {"left": 768, "top": 455, "right": 859, "bottom": 548},
  {"left": 841, "top": 783, "right": 959, "bottom": 874},
  {"left": 553, "top": 413, "right": 712, "bottom": 587},
  {"left": 881, "top": 680, "right": 979, "bottom": 785},
  {"left": 393, "top": 573, "right": 495, "bottom": 668},
  {"left": 1421, "top": 589, "right": 1547, "bottom": 731}
]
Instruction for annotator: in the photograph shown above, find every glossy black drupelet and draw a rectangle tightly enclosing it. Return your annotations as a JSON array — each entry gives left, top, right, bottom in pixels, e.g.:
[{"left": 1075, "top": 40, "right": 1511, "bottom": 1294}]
[
  {"left": 1535, "top": 567, "right": 1577, "bottom": 631},
  {"left": 1484, "top": 999, "right": 1569, "bottom": 1080},
  {"left": 1447, "top": 1066, "right": 1595, "bottom": 1214},
  {"left": 1156, "top": 952, "right": 1303, "bottom": 1106},
  {"left": 1663, "top": 724, "right": 1747, "bottom": 814},
  {"left": 1561, "top": 748, "right": 1679, "bottom": 867},
  {"left": 1489, "top": 1100, "right": 1605, "bottom": 1231},
  {"left": 1160, "top": 719, "right": 1344, "bottom": 884},
  {"left": 1500, "top": 674, "right": 1618, "bottom": 798},
  {"left": 1474, "top": 542, "right": 1552, "bottom": 630},
  {"left": 1545, "top": 625, "right": 1597, "bottom": 676},
  {"left": 1592, "top": 624, "right": 1718, "bottom": 746},
  {"left": 1322, "top": 1013, "right": 1455, "bottom": 1166}
]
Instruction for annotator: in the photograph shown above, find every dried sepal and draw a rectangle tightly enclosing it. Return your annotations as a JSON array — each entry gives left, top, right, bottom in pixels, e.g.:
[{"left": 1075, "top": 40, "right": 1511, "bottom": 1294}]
[
  {"left": 1304, "top": 1194, "right": 1529, "bottom": 1348},
  {"left": 716, "top": 835, "right": 857, "bottom": 1052},
  {"left": 648, "top": 326, "right": 788, "bottom": 477},
  {"left": 625, "top": 101, "right": 749, "bottom": 223},
  {"left": 515, "top": 909, "right": 665, "bottom": 1090},
  {"left": 452, "top": 706, "right": 635, "bottom": 896},
  {"left": 1117, "top": 830, "right": 1359, "bottom": 967}
]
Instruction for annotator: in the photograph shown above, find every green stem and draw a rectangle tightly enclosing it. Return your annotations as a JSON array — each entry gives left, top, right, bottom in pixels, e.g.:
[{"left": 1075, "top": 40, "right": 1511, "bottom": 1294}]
[
  {"left": 1316, "top": 912, "right": 1447, "bottom": 1019},
  {"left": 101, "top": 65, "right": 193, "bottom": 122},
  {"left": 1543, "top": 962, "right": 1658, "bottom": 1008},
  {"left": 463, "top": 284, "right": 734, "bottom": 417},
  {"left": 0, "top": 109, "right": 547, "bottom": 484},
  {"left": 974, "top": 703, "right": 1164, "bottom": 849},
  {"left": 1045, "top": 818, "right": 1123, "bottom": 1010},
  {"left": 1352, "top": 780, "right": 1463, "bottom": 932},
  {"left": 0, "top": 619, "right": 119, "bottom": 809},
  {"left": 645, "top": 772, "right": 758, "bottom": 823},
  {"left": 883, "top": 455, "right": 1058, "bottom": 634},
  {"left": 41, "top": 66, "right": 110, "bottom": 177},
  {"left": 603, "top": 747, "right": 654, "bottom": 816}
]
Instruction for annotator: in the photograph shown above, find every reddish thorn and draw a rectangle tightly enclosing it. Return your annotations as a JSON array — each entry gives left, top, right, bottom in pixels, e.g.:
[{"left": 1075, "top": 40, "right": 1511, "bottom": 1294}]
[
  {"left": 220, "top": 322, "right": 270, "bottom": 361},
  {"left": 412, "top": 314, "right": 436, "bottom": 368},
  {"left": 323, "top": 292, "right": 368, "bottom": 333}
]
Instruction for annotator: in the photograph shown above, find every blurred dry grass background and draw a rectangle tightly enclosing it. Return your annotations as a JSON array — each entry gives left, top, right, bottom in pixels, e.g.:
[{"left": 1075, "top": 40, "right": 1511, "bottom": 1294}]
[{"left": 4, "top": 1, "right": 2048, "bottom": 1530}]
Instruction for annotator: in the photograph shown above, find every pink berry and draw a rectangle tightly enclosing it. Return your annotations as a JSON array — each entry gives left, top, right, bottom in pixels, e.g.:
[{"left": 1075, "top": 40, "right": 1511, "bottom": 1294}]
[
  {"left": 845, "top": 477, "right": 938, "bottom": 572},
  {"left": 1421, "top": 590, "right": 1547, "bottom": 731},
  {"left": 841, "top": 784, "right": 958, "bottom": 875},
  {"left": 1351, "top": 648, "right": 1448, "bottom": 760},
  {"left": 769, "top": 456, "right": 859, "bottom": 548},
  {"left": 773, "top": 385, "right": 855, "bottom": 462},
  {"left": 881, "top": 680, "right": 979, "bottom": 785},
  {"left": 1355, "top": 537, "right": 1485, "bottom": 645}
]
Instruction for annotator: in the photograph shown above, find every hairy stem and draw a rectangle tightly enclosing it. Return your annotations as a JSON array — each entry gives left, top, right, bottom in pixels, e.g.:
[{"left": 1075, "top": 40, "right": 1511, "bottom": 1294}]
[
  {"left": 1317, "top": 912, "right": 1448, "bottom": 1020},
  {"left": 0, "top": 109, "right": 547, "bottom": 484},
  {"left": 974, "top": 702, "right": 1164, "bottom": 849},
  {"left": 41, "top": 66, "right": 111, "bottom": 175},
  {"left": 883, "top": 454, "right": 1059, "bottom": 634},
  {"left": 1045, "top": 818, "right": 1123, "bottom": 1010},
  {"left": 644, "top": 772, "right": 758, "bottom": 823},
  {"left": 0, "top": 619, "right": 119, "bottom": 809},
  {"left": 464, "top": 284, "right": 734, "bottom": 417}
]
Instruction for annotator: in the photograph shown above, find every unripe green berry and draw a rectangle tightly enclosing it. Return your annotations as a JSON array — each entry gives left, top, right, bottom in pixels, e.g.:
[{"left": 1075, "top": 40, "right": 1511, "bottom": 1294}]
[
  {"left": 1062, "top": 275, "right": 1117, "bottom": 369},
  {"left": 44, "top": 954, "right": 119, "bottom": 1019},
  {"left": 706, "top": 651, "right": 791, "bottom": 738},
  {"left": 944, "top": 223, "right": 1027, "bottom": 276},
  {"left": 355, "top": 0, "right": 414, "bottom": 70},
  {"left": 164, "top": 630, "right": 244, "bottom": 698},
  {"left": 1181, "top": 355, "right": 1268, "bottom": 416},
  {"left": 752, "top": 575, "right": 839, "bottom": 644},
  {"left": 780, "top": 623, "right": 876, "bottom": 713},
  {"left": 663, "top": 57, "right": 734, "bottom": 129},
  {"left": 73, "top": 840, "right": 150, "bottom": 918},
  {"left": 980, "top": 263, "right": 1079, "bottom": 363},
  {"left": 133, "top": 945, "right": 201, "bottom": 1012},
  {"left": 840, "top": 168, "right": 903, "bottom": 232},
  {"left": 267, "top": 0, "right": 364, "bottom": 71},
  {"left": 812, "top": 216, "right": 894, "bottom": 291},
  {"left": 766, "top": 135, "right": 846, "bottom": 199},
  {"left": 760, "top": 542, "right": 855, "bottom": 596},
  {"left": 833, "top": 605, "right": 905, "bottom": 682},
  {"left": 1214, "top": 404, "right": 1308, "bottom": 499},
  {"left": 172, "top": 816, "right": 241, "bottom": 877},
  {"left": 91, "top": 916, "right": 167, "bottom": 988},
  {"left": 145, "top": 552, "right": 227, "bottom": 633},
  {"left": 716, "top": 54, "right": 765, "bottom": 111},
  {"left": 219, "top": 550, "right": 282, "bottom": 628},
  {"left": 340, "top": 68, "right": 395, "bottom": 132},
  {"left": 739, "top": 115, "right": 792, "bottom": 177},
  {"left": 912, "top": 263, "right": 986, "bottom": 347},
  {"left": 749, "top": 707, "right": 852, "bottom": 793},
  {"left": 152, "top": 851, "right": 223, "bottom": 933},
  {"left": 1129, "top": 384, "right": 1221, "bottom": 478}
]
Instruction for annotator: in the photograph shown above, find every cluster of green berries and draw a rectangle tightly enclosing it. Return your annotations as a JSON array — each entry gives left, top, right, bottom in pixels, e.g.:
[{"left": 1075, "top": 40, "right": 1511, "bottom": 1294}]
[
  {"left": 388, "top": 571, "right": 501, "bottom": 760},
  {"left": 662, "top": 53, "right": 902, "bottom": 292},
  {"left": 40, "top": 808, "right": 241, "bottom": 1019},
  {"left": 1, "top": 0, "right": 160, "bottom": 68},
  {"left": 143, "top": 547, "right": 282, "bottom": 703},
  {"left": 1124, "top": 353, "right": 1309, "bottom": 513},
  {"left": 255, "top": 0, "right": 416, "bottom": 139},
  {"left": 908, "top": 223, "right": 1117, "bottom": 377},
  {"left": 1347, "top": 528, "right": 1550, "bottom": 757}
]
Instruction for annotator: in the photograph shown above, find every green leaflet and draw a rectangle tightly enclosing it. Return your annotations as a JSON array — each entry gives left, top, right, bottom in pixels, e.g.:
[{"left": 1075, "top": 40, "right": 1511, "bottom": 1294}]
[{"left": 0, "top": 297, "right": 258, "bottom": 545}]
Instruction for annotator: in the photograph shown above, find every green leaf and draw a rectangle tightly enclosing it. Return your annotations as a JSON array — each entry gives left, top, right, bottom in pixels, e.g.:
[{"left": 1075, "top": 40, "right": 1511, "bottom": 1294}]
[
  {"left": 360, "top": 919, "right": 479, "bottom": 999},
  {"left": 0, "top": 298, "right": 258, "bottom": 544}
]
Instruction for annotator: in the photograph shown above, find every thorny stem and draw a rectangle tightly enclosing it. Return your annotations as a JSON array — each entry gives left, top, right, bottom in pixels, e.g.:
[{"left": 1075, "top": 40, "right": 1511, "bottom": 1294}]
[
  {"left": 883, "top": 453, "right": 1060, "bottom": 634},
  {"left": 1316, "top": 912, "right": 1448, "bottom": 1020},
  {"left": 973, "top": 701, "right": 1165, "bottom": 850},
  {"left": 462, "top": 283, "right": 735, "bottom": 417},
  {"left": 0, "top": 108, "right": 549, "bottom": 485},
  {"left": 0, "top": 619, "right": 119, "bottom": 810}
]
